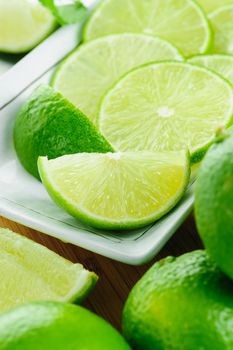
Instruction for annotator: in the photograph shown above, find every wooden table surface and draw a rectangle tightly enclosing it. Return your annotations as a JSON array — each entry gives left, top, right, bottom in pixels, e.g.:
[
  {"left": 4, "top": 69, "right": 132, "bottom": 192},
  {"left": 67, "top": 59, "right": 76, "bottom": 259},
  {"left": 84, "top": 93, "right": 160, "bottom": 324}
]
[{"left": 0, "top": 214, "right": 202, "bottom": 331}]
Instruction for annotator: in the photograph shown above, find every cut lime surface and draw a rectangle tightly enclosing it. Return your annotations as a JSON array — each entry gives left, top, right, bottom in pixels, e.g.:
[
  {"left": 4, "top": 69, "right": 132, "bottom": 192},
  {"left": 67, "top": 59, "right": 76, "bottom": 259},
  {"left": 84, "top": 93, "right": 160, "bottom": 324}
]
[
  {"left": 0, "top": 228, "right": 98, "bottom": 313},
  {"left": 84, "top": 0, "right": 212, "bottom": 57},
  {"left": 0, "top": 0, "right": 56, "bottom": 53},
  {"left": 209, "top": 5, "right": 233, "bottom": 54},
  {"left": 14, "top": 85, "right": 113, "bottom": 179},
  {"left": 99, "top": 62, "right": 233, "bottom": 163},
  {"left": 38, "top": 151, "right": 190, "bottom": 230},
  {"left": 197, "top": 0, "right": 233, "bottom": 13},
  {"left": 52, "top": 34, "right": 183, "bottom": 125},
  {"left": 189, "top": 54, "right": 233, "bottom": 85}
]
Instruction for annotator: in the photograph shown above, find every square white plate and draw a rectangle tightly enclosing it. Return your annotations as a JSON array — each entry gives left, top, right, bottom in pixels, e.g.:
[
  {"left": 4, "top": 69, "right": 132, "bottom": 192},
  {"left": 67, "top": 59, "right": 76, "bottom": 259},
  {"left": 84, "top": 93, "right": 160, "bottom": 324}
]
[{"left": 0, "top": 21, "right": 194, "bottom": 265}]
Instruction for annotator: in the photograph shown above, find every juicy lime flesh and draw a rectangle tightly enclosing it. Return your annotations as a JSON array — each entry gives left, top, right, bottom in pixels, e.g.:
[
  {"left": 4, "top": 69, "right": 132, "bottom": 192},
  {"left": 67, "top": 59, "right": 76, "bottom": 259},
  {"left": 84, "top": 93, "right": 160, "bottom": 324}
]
[
  {"left": 0, "top": 228, "right": 97, "bottom": 313},
  {"left": 209, "top": 5, "right": 233, "bottom": 54},
  {"left": 52, "top": 34, "right": 183, "bottom": 125},
  {"left": 0, "top": 0, "right": 56, "bottom": 53},
  {"left": 84, "top": 0, "right": 211, "bottom": 57},
  {"left": 38, "top": 151, "right": 190, "bottom": 230},
  {"left": 189, "top": 55, "right": 233, "bottom": 85},
  {"left": 197, "top": 0, "right": 233, "bottom": 13},
  {"left": 99, "top": 62, "right": 233, "bottom": 161}
]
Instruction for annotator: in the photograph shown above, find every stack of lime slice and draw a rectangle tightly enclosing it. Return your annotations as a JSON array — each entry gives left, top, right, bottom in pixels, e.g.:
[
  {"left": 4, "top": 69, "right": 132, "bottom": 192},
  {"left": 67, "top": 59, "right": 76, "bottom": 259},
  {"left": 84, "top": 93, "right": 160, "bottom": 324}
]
[{"left": 14, "top": 0, "right": 233, "bottom": 231}]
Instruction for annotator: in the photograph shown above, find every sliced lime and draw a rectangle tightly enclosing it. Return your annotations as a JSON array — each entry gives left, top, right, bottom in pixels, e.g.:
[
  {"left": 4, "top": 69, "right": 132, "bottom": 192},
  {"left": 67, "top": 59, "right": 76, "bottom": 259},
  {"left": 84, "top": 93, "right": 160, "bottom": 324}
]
[
  {"left": 52, "top": 33, "right": 183, "bottom": 125},
  {"left": 197, "top": 0, "right": 233, "bottom": 13},
  {"left": 189, "top": 54, "right": 233, "bottom": 85},
  {"left": 99, "top": 62, "right": 233, "bottom": 163},
  {"left": 38, "top": 151, "right": 190, "bottom": 230},
  {"left": 0, "top": 0, "right": 56, "bottom": 53},
  {"left": 0, "top": 228, "right": 98, "bottom": 313},
  {"left": 84, "top": 0, "right": 212, "bottom": 57},
  {"left": 209, "top": 5, "right": 233, "bottom": 54}
]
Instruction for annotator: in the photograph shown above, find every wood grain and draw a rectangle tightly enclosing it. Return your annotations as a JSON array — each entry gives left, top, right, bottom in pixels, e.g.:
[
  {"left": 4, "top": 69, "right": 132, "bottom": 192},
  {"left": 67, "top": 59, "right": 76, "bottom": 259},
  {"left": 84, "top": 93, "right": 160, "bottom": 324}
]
[{"left": 0, "top": 214, "right": 202, "bottom": 330}]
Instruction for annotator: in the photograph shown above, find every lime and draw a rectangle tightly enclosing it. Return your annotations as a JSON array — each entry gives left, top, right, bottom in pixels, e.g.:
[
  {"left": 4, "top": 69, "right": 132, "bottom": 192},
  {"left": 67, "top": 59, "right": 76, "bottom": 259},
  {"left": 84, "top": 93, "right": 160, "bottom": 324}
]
[
  {"left": 0, "top": 228, "right": 97, "bottom": 314},
  {"left": 38, "top": 150, "right": 190, "bottom": 230},
  {"left": 189, "top": 54, "right": 233, "bottom": 85},
  {"left": 195, "top": 127, "right": 233, "bottom": 280},
  {"left": 99, "top": 62, "right": 233, "bottom": 163},
  {"left": 14, "top": 85, "right": 113, "bottom": 180},
  {"left": 123, "top": 250, "right": 233, "bottom": 350},
  {"left": 0, "top": 302, "right": 131, "bottom": 349},
  {"left": 52, "top": 34, "right": 183, "bottom": 125},
  {"left": 0, "top": 0, "right": 56, "bottom": 53},
  {"left": 209, "top": 5, "right": 233, "bottom": 54},
  {"left": 197, "top": 0, "right": 233, "bottom": 13},
  {"left": 84, "top": 0, "right": 212, "bottom": 57}
]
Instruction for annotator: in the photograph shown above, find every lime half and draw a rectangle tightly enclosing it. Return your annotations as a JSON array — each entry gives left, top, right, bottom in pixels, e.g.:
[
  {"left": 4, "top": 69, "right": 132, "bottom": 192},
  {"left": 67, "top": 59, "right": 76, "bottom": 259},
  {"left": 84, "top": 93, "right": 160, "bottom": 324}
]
[
  {"left": 209, "top": 5, "right": 233, "bottom": 54},
  {"left": 38, "top": 151, "right": 190, "bottom": 230},
  {"left": 0, "top": 0, "right": 56, "bottom": 53},
  {"left": 52, "top": 34, "right": 183, "bottom": 125},
  {"left": 99, "top": 62, "right": 233, "bottom": 163},
  {"left": 84, "top": 0, "right": 212, "bottom": 57},
  {"left": 189, "top": 54, "right": 233, "bottom": 85},
  {"left": 0, "top": 228, "right": 98, "bottom": 313},
  {"left": 197, "top": 0, "right": 233, "bottom": 13}
]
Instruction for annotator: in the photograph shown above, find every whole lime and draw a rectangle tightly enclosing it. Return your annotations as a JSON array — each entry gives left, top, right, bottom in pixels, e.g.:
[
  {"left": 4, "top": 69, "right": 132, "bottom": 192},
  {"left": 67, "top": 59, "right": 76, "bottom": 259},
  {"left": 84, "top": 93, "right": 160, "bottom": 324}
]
[
  {"left": 0, "top": 302, "right": 131, "bottom": 350},
  {"left": 195, "top": 128, "right": 233, "bottom": 280},
  {"left": 123, "top": 250, "right": 233, "bottom": 350}
]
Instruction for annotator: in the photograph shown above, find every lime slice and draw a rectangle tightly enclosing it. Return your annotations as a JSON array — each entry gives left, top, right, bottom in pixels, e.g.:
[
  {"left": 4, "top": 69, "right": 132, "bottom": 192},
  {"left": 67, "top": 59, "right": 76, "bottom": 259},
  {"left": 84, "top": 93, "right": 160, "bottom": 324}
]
[
  {"left": 38, "top": 151, "right": 190, "bottom": 230},
  {"left": 99, "top": 62, "right": 233, "bottom": 163},
  {"left": 197, "top": 0, "right": 233, "bottom": 13},
  {"left": 84, "top": 0, "right": 212, "bottom": 57},
  {"left": 189, "top": 54, "right": 233, "bottom": 85},
  {"left": 52, "top": 34, "right": 183, "bottom": 125},
  {"left": 209, "top": 5, "right": 233, "bottom": 54},
  {"left": 0, "top": 228, "right": 98, "bottom": 313},
  {"left": 0, "top": 0, "right": 56, "bottom": 53},
  {"left": 14, "top": 85, "right": 113, "bottom": 180}
]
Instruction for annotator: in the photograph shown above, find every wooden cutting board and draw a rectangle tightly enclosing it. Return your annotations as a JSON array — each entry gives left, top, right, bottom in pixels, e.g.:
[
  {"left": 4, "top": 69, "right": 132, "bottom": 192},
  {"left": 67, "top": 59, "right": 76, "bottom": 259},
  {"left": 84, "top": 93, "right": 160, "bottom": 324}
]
[{"left": 0, "top": 214, "right": 202, "bottom": 330}]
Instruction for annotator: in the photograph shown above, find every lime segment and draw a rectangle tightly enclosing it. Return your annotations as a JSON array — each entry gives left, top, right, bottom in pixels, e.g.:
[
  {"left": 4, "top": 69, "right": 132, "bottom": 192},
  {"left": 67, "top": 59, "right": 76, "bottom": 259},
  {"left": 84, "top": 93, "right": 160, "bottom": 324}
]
[
  {"left": 0, "top": 0, "right": 56, "bottom": 53},
  {"left": 84, "top": 0, "right": 211, "bottom": 57},
  {"left": 189, "top": 54, "right": 233, "bottom": 85},
  {"left": 0, "top": 228, "right": 98, "bottom": 313},
  {"left": 52, "top": 34, "right": 183, "bottom": 125},
  {"left": 38, "top": 151, "right": 190, "bottom": 230},
  {"left": 99, "top": 62, "right": 233, "bottom": 163},
  {"left": 197, "top": 0, "right": 233, "bottom": 13},
  {"left": 209, "top": 5, "right": 233, "bottom": 54}
]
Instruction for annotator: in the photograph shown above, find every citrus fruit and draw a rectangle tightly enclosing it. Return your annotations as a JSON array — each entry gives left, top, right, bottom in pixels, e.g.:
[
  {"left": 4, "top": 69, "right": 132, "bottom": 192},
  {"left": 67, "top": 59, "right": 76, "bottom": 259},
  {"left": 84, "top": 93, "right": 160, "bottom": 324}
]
[
  {"left": 123, "top": 250, "right": 233, "bottom": 350},
  {"left": 84, "top": 0, "right": 212, "bottom": 57},
  {"left": 197, "top": 0, "right": 233, "bottom": 13},
  {"left": 0, "top": 302, "right": 131, "bottom": 349},
  {"left": 99, "top": 61, "right": 233, "bottom": 163},
  {"left": 14, "top": 85, "right": 113, "bottom": 180},
  {"left": 0, "top": 0, "right": 56, "bottom": 53},
  {"left": 52, "top": 33, "right": 183, "bottom": 125},
  {"left": 0, "top": 228, "right": 97, "bottom": 314},
  {"left": 195, "top": 127, "right": 233, "bottom": 280},
  {"left": 209, "top": 5, "right": 233, "bottom": 54},
  {"left": 38, "top": 150, "right": 190, "bottom": 230},
  {"left": 189, "top": 54, "right": 233, "bottom": 85}
]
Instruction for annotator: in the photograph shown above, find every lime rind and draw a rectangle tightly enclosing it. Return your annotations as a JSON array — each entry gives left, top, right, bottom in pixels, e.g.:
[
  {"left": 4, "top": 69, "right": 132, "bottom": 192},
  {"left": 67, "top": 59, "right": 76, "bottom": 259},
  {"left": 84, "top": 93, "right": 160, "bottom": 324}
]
[{"left": 38, "top": 150, "right": 190, "bottom": 231}]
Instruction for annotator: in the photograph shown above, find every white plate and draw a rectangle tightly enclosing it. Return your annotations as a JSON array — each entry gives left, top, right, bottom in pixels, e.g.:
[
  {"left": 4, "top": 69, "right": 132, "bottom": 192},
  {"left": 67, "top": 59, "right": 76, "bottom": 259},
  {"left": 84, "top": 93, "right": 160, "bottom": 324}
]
[{"left": 0, "top": 19, "right": 194, "bottom": 265}]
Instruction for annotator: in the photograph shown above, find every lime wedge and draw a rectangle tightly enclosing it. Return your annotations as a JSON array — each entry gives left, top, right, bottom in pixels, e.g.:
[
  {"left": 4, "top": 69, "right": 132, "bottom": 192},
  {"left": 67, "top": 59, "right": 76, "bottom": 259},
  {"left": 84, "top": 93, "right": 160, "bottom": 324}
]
[
  {"left": 99, "top": 62, "right": 233, "bottom": 163},
  {"left": 0, "top": 228, "right": 98, "bottom": 313},
  {"left": 38, "top": 151, "right": 190, "bottom": 230},
  {"left": 0, "top": 0, "right": 56, "bottom": 53},
  {"left": 197, "top": 0, "right": 233, "bottom": 13},
  {"left": 84, "top": 0, "right": 212, "bottom": 57},
  {"left": 209, "top": 5, "right": 233, "bottom": 54},
  {"left": 189, "top": 54, "right": 233, "bottom": 85},
  {"left": 52, "top": 34, "right": 183, "bottom": 125}
]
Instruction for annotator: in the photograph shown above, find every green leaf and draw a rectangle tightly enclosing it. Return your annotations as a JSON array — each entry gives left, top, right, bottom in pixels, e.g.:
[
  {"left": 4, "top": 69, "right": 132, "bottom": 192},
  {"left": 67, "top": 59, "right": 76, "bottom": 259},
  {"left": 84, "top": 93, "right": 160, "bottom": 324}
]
[{"left": 40, "top": 0, "right": 88, "bottom": 25}]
